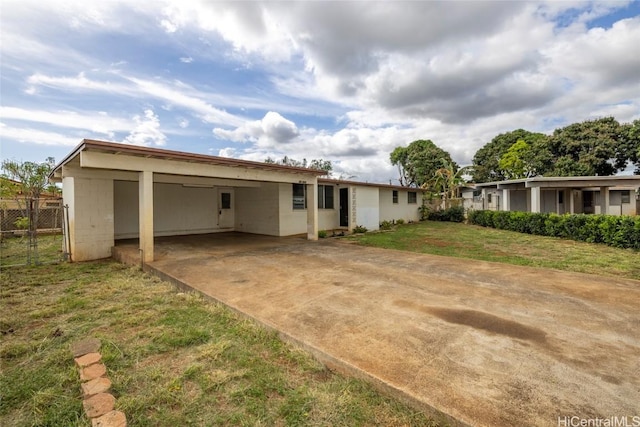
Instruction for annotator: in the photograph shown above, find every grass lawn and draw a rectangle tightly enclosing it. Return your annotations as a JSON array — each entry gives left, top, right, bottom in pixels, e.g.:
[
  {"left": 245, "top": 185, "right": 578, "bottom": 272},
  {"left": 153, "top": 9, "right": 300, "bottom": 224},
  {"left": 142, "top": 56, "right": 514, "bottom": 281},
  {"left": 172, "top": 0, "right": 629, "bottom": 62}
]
[
  {"left": 1, "top": 233, "right": 64, "bottom": 267},
  {"left": 346, "top": 221, "right": 640, "bottom": 281},
  {"left": 0, "top": 261, "right": 438, "bottom": 427}
]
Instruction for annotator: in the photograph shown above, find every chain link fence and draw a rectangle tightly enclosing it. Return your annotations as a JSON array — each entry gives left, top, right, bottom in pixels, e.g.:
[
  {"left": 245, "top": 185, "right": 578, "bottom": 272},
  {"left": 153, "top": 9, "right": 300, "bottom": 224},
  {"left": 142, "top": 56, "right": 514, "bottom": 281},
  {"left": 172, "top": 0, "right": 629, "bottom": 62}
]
[{"left": 0, "top": 198, "right": 67, "bottom": 267}]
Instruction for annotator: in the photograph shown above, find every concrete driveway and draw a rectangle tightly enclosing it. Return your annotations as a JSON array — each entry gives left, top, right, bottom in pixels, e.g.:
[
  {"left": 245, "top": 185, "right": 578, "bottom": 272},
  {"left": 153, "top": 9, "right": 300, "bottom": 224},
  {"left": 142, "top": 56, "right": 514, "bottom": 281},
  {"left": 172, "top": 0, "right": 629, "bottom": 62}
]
[{"left": 114, "top": 233, "right": 640, "bottom": 426}]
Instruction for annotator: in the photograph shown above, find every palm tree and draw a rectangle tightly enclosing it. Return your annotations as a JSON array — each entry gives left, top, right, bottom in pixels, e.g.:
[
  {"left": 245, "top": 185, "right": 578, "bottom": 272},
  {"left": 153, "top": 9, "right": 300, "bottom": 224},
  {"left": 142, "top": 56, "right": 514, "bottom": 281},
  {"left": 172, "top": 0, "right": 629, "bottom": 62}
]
[{"left": 424, "top": 159, "right": 472, "bottom": 209}]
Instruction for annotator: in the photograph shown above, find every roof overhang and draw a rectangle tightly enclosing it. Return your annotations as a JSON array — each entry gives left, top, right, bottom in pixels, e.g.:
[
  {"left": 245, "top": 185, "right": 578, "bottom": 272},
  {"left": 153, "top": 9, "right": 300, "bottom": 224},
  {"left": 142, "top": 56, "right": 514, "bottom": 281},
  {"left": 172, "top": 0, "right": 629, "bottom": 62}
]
[
  {"left": 474, "top": 176, "right": 640, "bottom": 190},
  {"left": 50, "top": 139, "right": 328, "bottom": 183}
]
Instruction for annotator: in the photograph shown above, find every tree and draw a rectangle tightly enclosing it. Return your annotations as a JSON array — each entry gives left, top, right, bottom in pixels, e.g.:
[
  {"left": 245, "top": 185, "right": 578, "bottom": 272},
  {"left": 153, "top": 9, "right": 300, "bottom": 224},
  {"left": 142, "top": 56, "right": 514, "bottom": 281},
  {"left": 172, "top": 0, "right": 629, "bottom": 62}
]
[
  {"left": 498, "top": 139, "right": 536, "bottom": 179},
  {"left": 472, "top": 130, "right": 548, "bottom": 182},
  {"left": 390, "top": 140, "right": 456, "bottom": 187},
  {"left": 426, "top": 159, "right": 471, "bottom": 208},
  {"left": 616, "top": 119, "right": 640, "bottom": 174},
  {"left": 265, "top": 156, "right": 332, "bottom": 175},
  {"left": 545, "top": 117, "right": 623, "bottom": 176},
  {"left": 1, "top": 157, "right": 56, "bottom": 231}
]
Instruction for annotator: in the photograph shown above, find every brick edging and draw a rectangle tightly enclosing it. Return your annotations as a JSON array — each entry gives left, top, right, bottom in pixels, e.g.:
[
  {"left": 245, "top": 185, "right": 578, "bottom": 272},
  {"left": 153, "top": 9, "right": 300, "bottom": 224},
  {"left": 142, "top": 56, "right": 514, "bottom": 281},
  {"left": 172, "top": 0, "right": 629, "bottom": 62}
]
[{"left": 71, "top": 338, "right": 127, "bottom": 427}]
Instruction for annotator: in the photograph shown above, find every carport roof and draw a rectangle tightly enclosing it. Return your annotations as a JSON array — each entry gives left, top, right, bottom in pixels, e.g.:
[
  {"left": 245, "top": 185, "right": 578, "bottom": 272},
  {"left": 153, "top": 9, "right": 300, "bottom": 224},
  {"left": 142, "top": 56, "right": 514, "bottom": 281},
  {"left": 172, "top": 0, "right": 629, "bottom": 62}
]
[
  {"left": 50, "top": 139, "right": 329, "bottom": 179},
  {"left": 472, "top": 175, "right": 640, "bottom": 189},
  {"left": 319, "top": 177, "right": 428, "bottom": 192}
]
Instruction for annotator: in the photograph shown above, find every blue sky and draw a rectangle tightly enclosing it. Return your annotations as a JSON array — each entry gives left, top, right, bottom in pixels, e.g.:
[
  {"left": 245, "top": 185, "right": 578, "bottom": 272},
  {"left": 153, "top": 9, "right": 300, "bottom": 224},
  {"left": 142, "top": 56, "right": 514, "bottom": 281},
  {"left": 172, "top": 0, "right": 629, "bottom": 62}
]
[{"left": 1, "top": 1, "right": 639, "bottom": 183}]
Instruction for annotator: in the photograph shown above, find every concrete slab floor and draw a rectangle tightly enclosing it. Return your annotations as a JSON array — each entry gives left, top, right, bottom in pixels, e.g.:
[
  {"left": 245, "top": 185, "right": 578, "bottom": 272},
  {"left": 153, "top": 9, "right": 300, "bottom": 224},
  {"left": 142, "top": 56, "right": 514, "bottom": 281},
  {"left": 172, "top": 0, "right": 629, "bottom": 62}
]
[{"left": 113, "top": 233, "right": 640, "bottom": 427}]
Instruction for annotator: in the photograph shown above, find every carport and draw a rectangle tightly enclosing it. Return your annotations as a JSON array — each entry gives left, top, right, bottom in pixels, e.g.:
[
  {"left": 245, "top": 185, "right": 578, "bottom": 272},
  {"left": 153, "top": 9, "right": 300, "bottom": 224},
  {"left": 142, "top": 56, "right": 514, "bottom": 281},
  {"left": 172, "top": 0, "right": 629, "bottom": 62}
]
[
  {"left": 113, "top": 233, "right": 640, "bottom": 427},
  {"left": 50, "top": 140, "right": 326, "bottom": 262}
]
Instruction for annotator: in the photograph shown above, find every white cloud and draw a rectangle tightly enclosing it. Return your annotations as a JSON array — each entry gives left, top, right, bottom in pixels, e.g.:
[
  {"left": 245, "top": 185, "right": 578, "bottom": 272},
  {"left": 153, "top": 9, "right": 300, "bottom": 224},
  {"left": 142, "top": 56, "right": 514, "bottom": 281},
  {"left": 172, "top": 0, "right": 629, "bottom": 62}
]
[
  {"left": 123, "top": 109, "right": 166, "bottom": 147},
  {"left": 217, "top": 147, "right": 236, "bottom": 158},
  {"left": 26, "top": 71, "right": 245, "bottom": 127},
  {"left": 213, "top": 111, "right": 299, "bottom": 148},
  {"left": 0, "top": 106, "right": 130, "bottom": 137},
  {"left": 0, "top": 123, "right": 79, "bottom": 146},
  {"left": 180, "top": 56, "right": 193, "bottom": 63}
]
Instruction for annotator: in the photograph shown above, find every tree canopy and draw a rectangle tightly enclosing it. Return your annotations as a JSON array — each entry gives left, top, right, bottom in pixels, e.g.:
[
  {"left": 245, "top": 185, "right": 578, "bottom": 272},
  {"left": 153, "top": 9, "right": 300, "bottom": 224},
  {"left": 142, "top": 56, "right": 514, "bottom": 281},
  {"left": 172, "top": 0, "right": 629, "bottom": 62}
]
[
  {"left": 471, "top": 129, "right": 548, "bottom": 183},
  {"left": 1, "top": 157, "right": 56, "bottom": 203},
  {"left": 264, "top": 156, "right": 332, "bottom": 175},
  {"left": 545, "top": 117, "right": 623, "bottom": 176},
  {"left": 471, "top": 117, "right": 639, "bottom": 182},
  {"left": 390, "top": 140, "right": 456, "bottom": 187}
]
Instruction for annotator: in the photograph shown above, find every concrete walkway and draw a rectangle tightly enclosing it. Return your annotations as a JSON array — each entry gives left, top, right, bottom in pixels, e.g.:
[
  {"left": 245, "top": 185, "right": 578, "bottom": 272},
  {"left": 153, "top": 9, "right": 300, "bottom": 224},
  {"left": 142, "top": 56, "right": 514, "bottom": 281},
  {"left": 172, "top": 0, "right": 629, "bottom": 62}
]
[{"left": 113, "top": 233, "right": 640, "bottom": 427}]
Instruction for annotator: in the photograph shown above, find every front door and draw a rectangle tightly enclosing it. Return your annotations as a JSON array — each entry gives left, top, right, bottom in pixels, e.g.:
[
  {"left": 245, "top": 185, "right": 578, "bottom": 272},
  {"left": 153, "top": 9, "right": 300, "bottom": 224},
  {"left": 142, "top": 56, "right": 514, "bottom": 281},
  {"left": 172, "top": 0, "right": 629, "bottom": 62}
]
[
  {"left": 218, "top": 189, "right": 234, "bottom": 229},
  {"left": 339, "top": 188, "right": 349, "bottom": 227}
]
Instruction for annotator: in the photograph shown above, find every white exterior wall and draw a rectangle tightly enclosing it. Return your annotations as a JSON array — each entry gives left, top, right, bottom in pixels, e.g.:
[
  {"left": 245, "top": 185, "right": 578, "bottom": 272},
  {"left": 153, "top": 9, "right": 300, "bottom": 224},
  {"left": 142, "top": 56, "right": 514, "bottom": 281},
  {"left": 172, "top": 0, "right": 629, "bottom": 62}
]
[
  {"left": 64, "top": 176, "right": 114, "bottom": 261},
  {"left": 378, "top": 188, "right": 421, "bottom": 222},
  {"left": 114, "top": 181, "right": 224, "bottom": 238},
  {"left": 235, "top": 183, "right": 280, "bottom": 235},
  {"left": 279, "top": 183, "right": 309, "bottom": 236},
  {"left": 354, "top": 186, "right": 379, "bottom": 231},
  {"left": 154, "top": 183, "right": 219, "bottom": 236},
  {"left": 595, "top": 190, "right": 635, "bottom": 215},
  {"left": 318, "top": 209, "right": 339, "bottom": 231}
]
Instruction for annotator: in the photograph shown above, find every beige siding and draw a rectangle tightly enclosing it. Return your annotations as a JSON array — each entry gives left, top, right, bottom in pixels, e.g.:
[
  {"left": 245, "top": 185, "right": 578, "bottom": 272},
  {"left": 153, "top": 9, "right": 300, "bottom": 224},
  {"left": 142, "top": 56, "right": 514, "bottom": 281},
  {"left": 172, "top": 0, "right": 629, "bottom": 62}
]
[
  {"left": 235, "top": 183, "right": 280, "bottom": 235},
  {"left": 64, "top": 176, "right": 114, "bottom": 261}
]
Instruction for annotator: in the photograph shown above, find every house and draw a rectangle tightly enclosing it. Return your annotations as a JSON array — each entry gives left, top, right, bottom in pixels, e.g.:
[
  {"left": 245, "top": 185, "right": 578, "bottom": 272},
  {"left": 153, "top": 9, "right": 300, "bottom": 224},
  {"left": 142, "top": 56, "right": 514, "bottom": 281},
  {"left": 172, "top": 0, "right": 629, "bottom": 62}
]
[
  {"left": 1, "top": 178, "right": 62, "bottom": 232},
  {"left": 49, "top": 140, "right": 424, "bottom": 262},
  {"left": 461, "top": 176, "right": 640, "bottom": 216}
]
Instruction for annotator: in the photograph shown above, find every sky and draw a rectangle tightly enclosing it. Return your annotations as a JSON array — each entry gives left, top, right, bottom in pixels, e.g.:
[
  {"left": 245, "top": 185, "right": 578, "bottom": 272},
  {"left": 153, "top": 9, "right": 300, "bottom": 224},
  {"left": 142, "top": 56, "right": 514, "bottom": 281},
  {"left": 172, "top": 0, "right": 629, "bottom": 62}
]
[{"left": 1, "top": 0, "right": 639, "bottom": 184}]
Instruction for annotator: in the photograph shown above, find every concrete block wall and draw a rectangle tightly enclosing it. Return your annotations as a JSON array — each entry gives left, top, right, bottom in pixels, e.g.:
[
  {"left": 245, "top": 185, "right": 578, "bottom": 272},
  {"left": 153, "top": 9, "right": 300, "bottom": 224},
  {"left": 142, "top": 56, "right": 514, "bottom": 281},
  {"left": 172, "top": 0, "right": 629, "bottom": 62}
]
[
  {"left": 278, "top": 183, "right": 309, "bottom": 236},
  {"left": 235, "top": 183, "right": 281, "bottom": 235},
  {"left": 64, "top": 176, "right": 114, "bottom": 261},
  {"left": 354, "top": 186, "right": 379, "bottom": 231},
  {"left": 378, "top": 188, "right": 421, "bottom": 223}
]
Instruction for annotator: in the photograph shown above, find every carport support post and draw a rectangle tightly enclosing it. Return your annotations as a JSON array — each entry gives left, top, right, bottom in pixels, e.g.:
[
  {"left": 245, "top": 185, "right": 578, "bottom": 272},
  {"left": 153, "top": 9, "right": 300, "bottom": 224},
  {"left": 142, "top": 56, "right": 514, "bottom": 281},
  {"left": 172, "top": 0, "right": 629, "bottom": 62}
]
[
  {"left": 139, "top": 170, "right": 154, "bottom": 263},
  {"left": 306, "top": 183, "right": 318, "bottom": 240},
  {"left": 501, "top": 188, "right": 510, "bottom": 212},
  {"left": 600, "top": 186, "right": 609, "bottom": 215},
  {"left": 530, "top": 186, "right": 541, "bottom": 213}
]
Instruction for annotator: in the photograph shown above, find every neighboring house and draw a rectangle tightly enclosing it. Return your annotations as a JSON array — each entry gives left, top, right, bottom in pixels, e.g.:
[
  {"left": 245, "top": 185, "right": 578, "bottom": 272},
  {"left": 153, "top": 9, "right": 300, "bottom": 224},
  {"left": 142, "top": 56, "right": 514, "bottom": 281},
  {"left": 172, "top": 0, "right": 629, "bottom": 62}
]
[
  {"left": 1, "top": 178, "right": 62, "bottom": 232},
  {"left": 461, "top": 176, "right": 640, "bottom": 216},
  {"left": 50, "top": 140, "right": 425, "bottom": 262}
]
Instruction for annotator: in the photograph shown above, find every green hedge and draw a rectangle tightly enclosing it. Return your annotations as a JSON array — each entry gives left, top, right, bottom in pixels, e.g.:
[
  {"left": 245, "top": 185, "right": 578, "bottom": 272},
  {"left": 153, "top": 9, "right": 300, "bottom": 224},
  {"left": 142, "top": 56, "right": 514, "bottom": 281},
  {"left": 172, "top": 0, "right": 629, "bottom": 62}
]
[
  {"left": 427, "top": 206, "right": 465, "bottom": 223},
  {"left": 467, "top": 210, "right": 640, "bottom": 250}
]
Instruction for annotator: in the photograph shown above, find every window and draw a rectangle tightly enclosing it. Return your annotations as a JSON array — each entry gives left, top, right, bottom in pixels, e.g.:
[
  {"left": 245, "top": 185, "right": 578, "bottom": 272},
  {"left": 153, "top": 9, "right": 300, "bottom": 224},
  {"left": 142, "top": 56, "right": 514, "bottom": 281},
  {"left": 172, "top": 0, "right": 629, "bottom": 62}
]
[
  {"left": 392, "top": 190, "right": 398, "bottom": 204},
  {"left": 558, "top": 191, "right": 564, "bottom": 204},
  {"left": 292, "top": 183, "right": 306, "bottom": 210},
  {"left": 408, "top": 191, "right": 417, "bottom": 204},
  {"left": 221, "top": 192, "right": 231, "bottom": 209},
  {"left": 487, "top": 193, "right": 492, "bottom": 204},
  {"left": 621, "top": 190, "right": 631, "bottom": 204},
  {"left": 318, "top": 185, "right": 334, "bottom": 209}
]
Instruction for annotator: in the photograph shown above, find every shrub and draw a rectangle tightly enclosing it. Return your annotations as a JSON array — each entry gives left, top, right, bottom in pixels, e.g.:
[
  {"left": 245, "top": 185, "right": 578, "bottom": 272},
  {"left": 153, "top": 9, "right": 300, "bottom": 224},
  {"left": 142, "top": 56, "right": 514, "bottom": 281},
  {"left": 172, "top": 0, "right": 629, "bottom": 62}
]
[
  {"left": 353, "top": 225, "right": 368, "bottom": 234},
  {"left": 396, "top": 219, "right": 405, "bottom": 225},
  {"left": 379, "top": 220, "right": 393, "bottom": 230},
  {"left": 318, "top": 230, "right": 327, "bottom": 238},
  {"left": 468, "top": 210, "right": 640, "bottom": 250},
  {"left": 427, "top": 206, "right": 465, "bottom": 223}
]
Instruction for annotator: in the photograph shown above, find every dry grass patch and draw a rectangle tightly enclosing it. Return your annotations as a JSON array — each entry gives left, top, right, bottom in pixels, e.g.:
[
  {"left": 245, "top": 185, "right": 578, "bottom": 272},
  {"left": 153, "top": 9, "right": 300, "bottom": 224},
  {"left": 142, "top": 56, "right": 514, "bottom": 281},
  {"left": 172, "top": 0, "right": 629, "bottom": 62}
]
[{"left": 0, "top": 261, "right": 441, "bottom": 427}]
